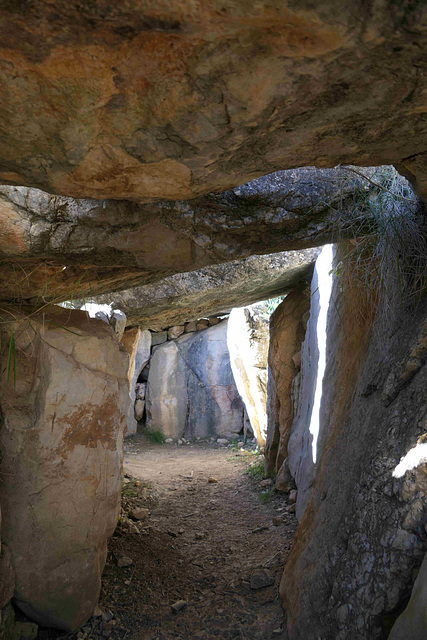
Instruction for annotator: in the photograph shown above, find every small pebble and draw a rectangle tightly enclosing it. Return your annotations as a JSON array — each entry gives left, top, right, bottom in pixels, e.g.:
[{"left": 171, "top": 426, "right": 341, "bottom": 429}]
[
  {"left": 129, "top": 507, "right": 149, "bottom": 520},
  {"left": 208, "top": 477, "right": 218, "bottom": 484},
  {"left": 250, "top": 569, "right": 274, "bottom": 590},
  {"left": 117, "top": 556, "right": 133, "bottom": 568},
  {"left": 171, "top": 599, "right": 187, "bottom": 614},
  {"left": 102, "top": 610, "right": 114, "bottom": 622}
]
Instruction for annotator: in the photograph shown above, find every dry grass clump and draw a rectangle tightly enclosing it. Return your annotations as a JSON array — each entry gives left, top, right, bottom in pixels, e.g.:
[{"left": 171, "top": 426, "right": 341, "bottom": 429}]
[{"left": 333, "top": 166, "right": 427, "bottom": 334}]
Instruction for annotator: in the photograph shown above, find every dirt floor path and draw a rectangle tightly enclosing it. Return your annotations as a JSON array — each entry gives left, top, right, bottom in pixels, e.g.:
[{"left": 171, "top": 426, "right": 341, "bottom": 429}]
[{"left": 40, "top": 436, "right": 297, "bottom": 640}]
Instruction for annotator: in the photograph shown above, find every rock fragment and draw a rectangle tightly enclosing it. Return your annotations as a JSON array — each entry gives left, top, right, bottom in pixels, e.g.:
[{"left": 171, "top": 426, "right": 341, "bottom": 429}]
[
  {"left": 117, "top": 557, "right": 133, "bottom": 568},
  {"left": 171, "top": 600, "right": 187, "bottom": 614},
  {"left": 250, "top": 569, "right": 274, "bottom": 590}
]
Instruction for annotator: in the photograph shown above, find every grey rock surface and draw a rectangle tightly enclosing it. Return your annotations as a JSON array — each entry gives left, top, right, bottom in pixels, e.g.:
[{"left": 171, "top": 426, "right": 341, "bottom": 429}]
[
  {"left": 288, "top": 247, "right": 333, "bottom": 520},
  {"left": 389, "top": 551, "right": 427, "bottom": 639},
  {"left": 109, "top": 310, "right": 127, "bottom": 341},
  {"left": 0, "top": 167, "right": 397, "bottom": 307},
  {"left": 0, "top": 546, "right": 15, "bottom": 610},
  {"left": 227, "top": 303, "right": 270, "bottom": 446},
  {"left": 146, "top": 322, "right": 244, "bottom": 439},
  {"left": 127, "top": 330, "right": 151, "bottom": 435},
  {"left": 101, "top": 248, "right": 319, "bottom": 330},
  {"left": 280, "top": 252, "right": 427, "bottom": 639}
]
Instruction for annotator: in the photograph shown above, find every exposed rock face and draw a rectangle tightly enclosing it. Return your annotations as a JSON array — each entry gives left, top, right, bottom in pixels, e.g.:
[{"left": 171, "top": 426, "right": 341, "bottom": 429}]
[
  {"left": 121, "top": 328, "right": 151, "bottom": 435},
  {"left": 389, "top": 551, "right": 427, "bottom": 639},
  {"left": 0, "top": 4, "right": 426, "bottom": 200},
  {"left": 0, "top": 546, "right": 15, "bottom": 610},
  {"left": 227, "top": 304, "right": 270, "bottom": 446},
  {"left": 264, "top": 286, "right": 310, "bottom": 475},
  {"left": 279, "top": 245, "right": 427, "bottom": 640},
  {"left": 287, "top": 246, "right": 334, "bottom": 520},
  {"left": 100, "top": 248, "right": 318, "bottom": 329},
  {"left": 0, "top": 167, "right": 389, "bottom": 306},
  {"left": 146, "top": 321, "right": 244, "bottom": 439},
  {"left": 0, "top": 307, "right": 129, "bottom": 631}
]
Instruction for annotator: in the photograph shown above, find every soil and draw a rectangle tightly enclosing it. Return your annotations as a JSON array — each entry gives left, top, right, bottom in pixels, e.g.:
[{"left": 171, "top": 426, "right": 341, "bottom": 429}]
[{"left": 38, "top": 435, "right": 297, "bottom": 640}]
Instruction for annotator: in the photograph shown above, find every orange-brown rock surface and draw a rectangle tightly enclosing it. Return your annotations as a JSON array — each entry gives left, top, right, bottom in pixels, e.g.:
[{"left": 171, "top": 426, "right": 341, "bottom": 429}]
[
  {"left": 0, "top": 2, "right": 426, "bottom": 199},
  {"left": 264, "top": 286, "right": 310, "bottom": 474},
  {"left": 0, "top": 307, "right": 130, "bottom": 631}
]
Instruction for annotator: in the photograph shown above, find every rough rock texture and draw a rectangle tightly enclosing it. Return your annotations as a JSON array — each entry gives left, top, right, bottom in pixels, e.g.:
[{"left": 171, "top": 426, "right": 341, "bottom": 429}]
[
  {"left": 146, "top": 321, "right": 244, "bottom": 439},
  {"left": 389, "top": 551, "right": 427, "bottom": 639},
  {"left": 0, "top": 604, "right": 38, "bottom": 640},
  {"left": 0, "top": 4, "right": 426, "bottom": 200},
  {"left": 227, "top": 304, "right": 270, "bottom": 446},
  {"left": 101, "top": 248, "right": 318, "bottom": 329},
  {"left": 121, "top": 328, "right": 151, "bottom": 435},
  {"left": 287, "top": 246, "right": 334, "bottom": 520},
  {"left": 0, "top": 546, "right": 15, "bottom": 610},
  {"left": 264, "top": 286, "right": 310, "bottom": 475},
  {"left": 0, "top": 307, "right": 129, "bottom": 631},
  {"left": 0, "top": 167, "right": 390, "bottom": 306},
  {"left": 109, "top": 310, "right": 127, "bottom": 341},
  {"left": 280, "top": 248, "right": 427, "bottom": 640}
]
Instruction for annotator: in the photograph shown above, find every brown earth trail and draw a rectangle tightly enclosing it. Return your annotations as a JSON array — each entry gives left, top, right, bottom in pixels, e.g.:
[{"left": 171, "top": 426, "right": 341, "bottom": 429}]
[{"left": 38, "top": 437, "right": 297, "bottom": 640}]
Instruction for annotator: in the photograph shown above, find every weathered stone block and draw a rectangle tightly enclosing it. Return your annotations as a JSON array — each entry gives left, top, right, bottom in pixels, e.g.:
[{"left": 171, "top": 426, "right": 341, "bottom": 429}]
[
  {"left": 109, "top": 309, "right": 126, "bottom": 341},
  {"left": 146, "top": 322, "right": 244, "bottom": 439},
  {"left": 134, "top": 399, "right": 145, "bottom": 421},
  {"left": 227, "top": 303, "right": 270, "bottom": 446},
  {"left": 0, "top": 307, "right": 129, "bottom": 631},
  {"left": 280, "top": 245, "right": 427, "bottom": 640},
  {"left": 0, "top": 546, "right": 14, "bottom": 610},
  {"left": 196, "top": 319, "right": 209, "bottom": 331},
  {"left": 121, "top": 328, "right": 151, "bottom": 435},
  {"left": 168, "top": 325, "right": 185, "bottom": 340},
  {"left": 151, "top": 331, "right": 167, "bottom": 346},
  {"left": 389, "top": 551, "right": 427, "bottom": 639},
  {"left": 264, "top": 287, "right": 310, "bottom": 474}
]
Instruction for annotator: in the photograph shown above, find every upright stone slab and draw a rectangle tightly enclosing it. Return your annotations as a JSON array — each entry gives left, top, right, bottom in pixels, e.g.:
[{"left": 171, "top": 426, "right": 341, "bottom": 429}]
[
  {"left": 264, "top": 287, "right": 310, "bottom": 474},
  {"left": 286, "top": 258, "right": 321, "bottom": 518},
  {"left": 0, "top": 307, "right": 129, "bottom": 631},
  {"left": 145, "top": 341, "right": 188, "bottom": 438},
  {"left": 146, "top": 321, "right": 244, "bottom": 439},
  {"left": 280, "top": 244, "right": 427, "bottom": 640},
  {"left": 389, "top": 551, "right": 427, "bottom": 639},
  {"left": 227, "top": 304, "right": 270, "bottom": 446},
  {"left": 121, "top": 328, "right": 151, "bottom": 435}
]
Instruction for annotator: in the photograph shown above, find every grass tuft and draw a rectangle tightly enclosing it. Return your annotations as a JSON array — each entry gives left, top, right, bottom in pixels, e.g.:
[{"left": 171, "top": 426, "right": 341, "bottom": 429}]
[
  {"left": 332, "top": 166, "right": 427, "bottom": 338},
  {"left": 144, "top": 428, "right": 166, "bottom": 444}
]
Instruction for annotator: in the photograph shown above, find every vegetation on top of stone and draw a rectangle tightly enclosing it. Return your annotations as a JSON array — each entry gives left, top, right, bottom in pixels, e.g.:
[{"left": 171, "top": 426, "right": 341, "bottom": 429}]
[
  {"left": 332, "top": 166, "right": 427, "bottom": 327},
  {"left": 262, "top": 296, "right": 286, "bottom": 316}
]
